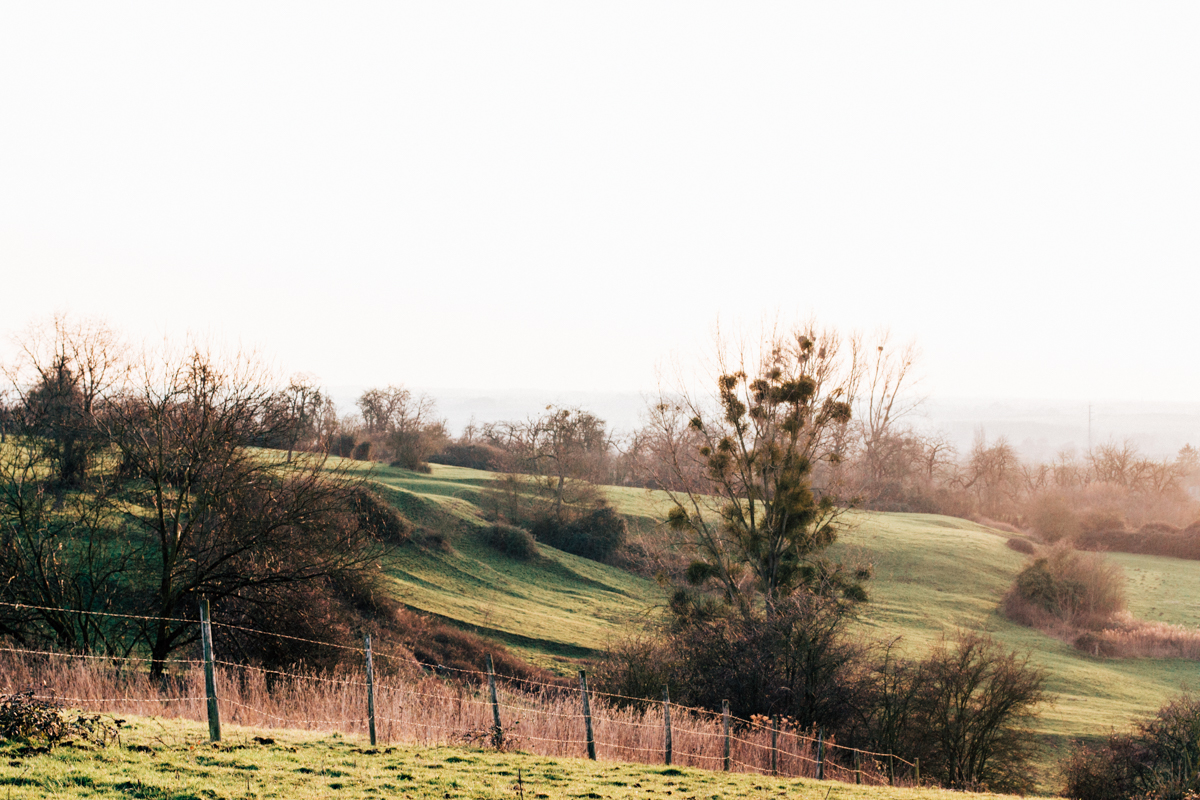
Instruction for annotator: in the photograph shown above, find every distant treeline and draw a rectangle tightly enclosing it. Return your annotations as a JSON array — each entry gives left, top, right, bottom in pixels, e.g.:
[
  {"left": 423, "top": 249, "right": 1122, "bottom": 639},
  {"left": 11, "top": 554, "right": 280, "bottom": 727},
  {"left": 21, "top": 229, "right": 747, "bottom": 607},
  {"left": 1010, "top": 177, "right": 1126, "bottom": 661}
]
[{"left": 1076, "top": 520, "right": 1200, "bottom": 561}]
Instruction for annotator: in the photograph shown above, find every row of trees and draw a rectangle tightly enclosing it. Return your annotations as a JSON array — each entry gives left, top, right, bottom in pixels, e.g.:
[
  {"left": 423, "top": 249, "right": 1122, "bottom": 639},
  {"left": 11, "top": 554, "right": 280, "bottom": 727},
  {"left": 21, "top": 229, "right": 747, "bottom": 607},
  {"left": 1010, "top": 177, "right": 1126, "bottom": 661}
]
[{"left": 0, "top": 317, "right": 395, "bottom": 675}]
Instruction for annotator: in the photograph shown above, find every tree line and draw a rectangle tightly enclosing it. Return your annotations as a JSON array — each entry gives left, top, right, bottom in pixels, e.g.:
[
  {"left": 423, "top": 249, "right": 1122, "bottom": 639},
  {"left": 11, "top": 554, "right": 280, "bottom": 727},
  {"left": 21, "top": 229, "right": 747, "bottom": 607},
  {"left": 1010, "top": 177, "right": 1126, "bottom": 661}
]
[{"left": 0, "top": 317, "right": 404, "bottom": 676}]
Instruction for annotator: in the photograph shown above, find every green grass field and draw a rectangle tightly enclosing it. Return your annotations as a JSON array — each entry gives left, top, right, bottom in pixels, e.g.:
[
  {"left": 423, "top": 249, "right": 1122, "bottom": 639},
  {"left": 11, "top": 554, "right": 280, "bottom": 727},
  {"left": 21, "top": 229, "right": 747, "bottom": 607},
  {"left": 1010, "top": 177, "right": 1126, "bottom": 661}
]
[
  {"left": 828, "top": 512, "right": 1200, "bottom": 758},
  {"left": 361, "top": 463, "right": 1200, "bottom": 766},
  {"left": 8, "top": 461, "right": 1198, "bottom": 797},
  {"left": 0, "top": 716, "right": 1029, "bottom": 800},
  {"left": 352, "top": 463, "right": 662, "bottom": 669}
]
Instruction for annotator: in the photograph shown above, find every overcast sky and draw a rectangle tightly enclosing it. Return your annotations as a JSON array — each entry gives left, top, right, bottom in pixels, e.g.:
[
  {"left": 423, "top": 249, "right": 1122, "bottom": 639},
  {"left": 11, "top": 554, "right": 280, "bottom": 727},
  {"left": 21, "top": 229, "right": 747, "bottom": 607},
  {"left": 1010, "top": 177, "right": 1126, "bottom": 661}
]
[{"left": 2, "top": 3, "right": 1198, "bottom": 404}]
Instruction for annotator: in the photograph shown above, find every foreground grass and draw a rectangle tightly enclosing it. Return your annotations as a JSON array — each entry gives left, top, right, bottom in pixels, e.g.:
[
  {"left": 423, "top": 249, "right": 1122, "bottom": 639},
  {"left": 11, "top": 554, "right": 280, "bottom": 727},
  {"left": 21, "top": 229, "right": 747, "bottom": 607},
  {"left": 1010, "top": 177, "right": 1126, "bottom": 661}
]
[{"left": 0, "top": 715, "right": 1033, "bottom": 800}]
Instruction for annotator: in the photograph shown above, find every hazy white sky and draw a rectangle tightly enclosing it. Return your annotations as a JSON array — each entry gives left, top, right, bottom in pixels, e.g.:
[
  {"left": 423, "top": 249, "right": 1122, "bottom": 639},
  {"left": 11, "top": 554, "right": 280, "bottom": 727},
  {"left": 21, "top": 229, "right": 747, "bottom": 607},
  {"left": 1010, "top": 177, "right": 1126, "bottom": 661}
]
[{"left": 2, "top": 3, "right": 1198, "bottom": 402}]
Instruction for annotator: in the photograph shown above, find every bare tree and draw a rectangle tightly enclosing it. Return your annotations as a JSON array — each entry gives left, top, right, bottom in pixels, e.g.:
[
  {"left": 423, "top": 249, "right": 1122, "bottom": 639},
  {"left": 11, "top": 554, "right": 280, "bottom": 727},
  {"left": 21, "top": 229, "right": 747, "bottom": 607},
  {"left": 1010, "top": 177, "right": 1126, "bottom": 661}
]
[
  {"left": 356, "top": 385, "right": 445, "bottom": 469},
  {"left": 103, "top": 347, "right": 382, "bottom": 675},
  {"left": 263, "top": 373, "right": 329, "bottom": 461},
  {"left": 855, "top": 333, "right": 921, "bottom": 481},
  {"left": 478, "top": 406, "right": 611, "bottom": 521},
  {"left": 954, "top": 433, "right": 1022, "bottom": 520},
  {"left": 2, "top": 314, "right": 126, "bottom": 488},
  {"left": 0, "top": 437, "right": 137, "bottom": 653}
]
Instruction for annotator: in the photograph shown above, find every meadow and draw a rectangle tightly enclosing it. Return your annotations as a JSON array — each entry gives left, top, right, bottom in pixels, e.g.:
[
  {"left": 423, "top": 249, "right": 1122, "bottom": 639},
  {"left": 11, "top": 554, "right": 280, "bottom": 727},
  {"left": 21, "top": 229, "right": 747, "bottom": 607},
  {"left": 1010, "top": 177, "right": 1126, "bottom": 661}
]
[
  {"left": 362, "top": 463, "right": 1200, "bottom": 759},
  {"left": 6, "top": 461, "right": 1200, "bottom": 797}
]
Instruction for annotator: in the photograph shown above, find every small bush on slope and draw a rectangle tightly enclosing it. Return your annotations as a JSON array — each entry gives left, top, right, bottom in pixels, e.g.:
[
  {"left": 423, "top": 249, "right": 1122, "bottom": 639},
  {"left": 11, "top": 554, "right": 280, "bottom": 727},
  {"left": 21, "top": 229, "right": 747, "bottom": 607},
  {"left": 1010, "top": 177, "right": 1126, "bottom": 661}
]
[
  {"left": 530, "top": 504, "right": 626, "bottom": 561},
  {"left": 1002, "top": 542, "right": 1126, "bottom": 631},
  {"left": 480, "top": 523, "right": 539, "bottom": 560}
]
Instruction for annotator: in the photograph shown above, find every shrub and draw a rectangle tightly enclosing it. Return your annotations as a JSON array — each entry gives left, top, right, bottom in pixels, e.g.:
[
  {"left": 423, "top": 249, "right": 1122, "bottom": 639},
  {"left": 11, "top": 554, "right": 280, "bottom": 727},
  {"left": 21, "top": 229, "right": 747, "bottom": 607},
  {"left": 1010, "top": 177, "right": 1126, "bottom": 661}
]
[
  {"left": 600, "top": 590, "right": 864, "bottom": 733},
  {"left": 418, "top": 529, "right": 455, "bottom": 553},
  {"left": 1062, "top": 692, "right": 1200, "bottom": 800},
  {"left": 429, "top": 443, "right": 504, "bottom": 471},
  {"left": 531, "top": 505, "right": 627, "bottom": 561},
  {"left": 331, "top": 432, "right": 357, "bottom": 458},
  {"left": 1077, "top": 525, "right": 1200, "bottom": 561},
  {"left": 1006, "top": 537, "right": 1036, "bottom": 555},
  {"left": 904, "top": 633, "right": 1047, "bottom": 793},
  {"left": 0, "top": 691, "right": 116, "bottom": 747},
  {"left": 1061, "top": 733, "right": 1150, "bottom": 800},
  {"left": 1079, "top": 508, "right": 1126, "bottom": 535},
  {"left": 1003, "top": 542, "right": 1126, "bottom": 630},
  {"left": 351, "top": 441, "right": 372, "bottom": 461},
  {"left": 390, "top": 459, "right": 432, "bottom": 473},
  {"left": 350, "top": 487, "right": 414, "bottom": 544},
  {"left": 480, "top": 523, "right": 538, "bottom": 560}
]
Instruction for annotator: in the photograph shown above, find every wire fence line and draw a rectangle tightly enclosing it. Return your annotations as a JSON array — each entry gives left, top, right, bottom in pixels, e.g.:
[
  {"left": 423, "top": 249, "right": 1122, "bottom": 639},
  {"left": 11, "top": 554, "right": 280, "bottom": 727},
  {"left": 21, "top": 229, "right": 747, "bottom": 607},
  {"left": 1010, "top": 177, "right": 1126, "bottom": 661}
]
[{"left": 0, "top": 600, "right": 917, "bottom": 787}]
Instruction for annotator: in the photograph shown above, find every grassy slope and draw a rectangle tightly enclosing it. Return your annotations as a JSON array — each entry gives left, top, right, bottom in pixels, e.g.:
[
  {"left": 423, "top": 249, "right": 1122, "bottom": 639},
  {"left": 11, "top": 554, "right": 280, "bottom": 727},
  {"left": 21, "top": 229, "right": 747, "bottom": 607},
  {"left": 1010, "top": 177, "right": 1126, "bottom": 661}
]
[
  {"left": 830, "top": 513, "right": 1200, "bottom": 752},
  {"left": 354, "top": 463, "right": 663, "bottom": 670},
  {"left": 356, "top": 463, "right": 1198, "bottom": 757},
  {"left": 0, "top": 716, "right": 1029, "bottom": 800}
]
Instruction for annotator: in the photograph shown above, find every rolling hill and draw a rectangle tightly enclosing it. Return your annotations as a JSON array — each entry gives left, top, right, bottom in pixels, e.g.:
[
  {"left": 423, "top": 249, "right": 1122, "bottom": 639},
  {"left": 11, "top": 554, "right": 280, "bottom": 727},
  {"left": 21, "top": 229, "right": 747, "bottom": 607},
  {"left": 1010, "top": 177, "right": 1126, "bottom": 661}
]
[{"left": 358, "top": 462, "right": 1200, "bottom": 769}]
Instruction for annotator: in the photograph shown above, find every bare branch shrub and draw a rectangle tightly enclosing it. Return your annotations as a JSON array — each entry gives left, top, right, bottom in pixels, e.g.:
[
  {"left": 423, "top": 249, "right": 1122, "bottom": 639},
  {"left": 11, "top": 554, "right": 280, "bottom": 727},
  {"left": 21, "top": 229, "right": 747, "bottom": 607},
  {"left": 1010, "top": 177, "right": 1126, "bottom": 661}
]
[{"left": 1002, "top": 542, "right": 1127, "bottom": 632}]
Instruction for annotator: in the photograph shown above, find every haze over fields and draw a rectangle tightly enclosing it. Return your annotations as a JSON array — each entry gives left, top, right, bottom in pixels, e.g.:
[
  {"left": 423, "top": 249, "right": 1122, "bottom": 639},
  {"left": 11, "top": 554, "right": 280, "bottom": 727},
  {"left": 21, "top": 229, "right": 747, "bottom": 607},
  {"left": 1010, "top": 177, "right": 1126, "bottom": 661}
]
[
  {"left": 330, "top": 386, "right": 1199, "bottom": 462},
  {"left": 3, "top": 2, "right": 1200, "bottom": 420}
]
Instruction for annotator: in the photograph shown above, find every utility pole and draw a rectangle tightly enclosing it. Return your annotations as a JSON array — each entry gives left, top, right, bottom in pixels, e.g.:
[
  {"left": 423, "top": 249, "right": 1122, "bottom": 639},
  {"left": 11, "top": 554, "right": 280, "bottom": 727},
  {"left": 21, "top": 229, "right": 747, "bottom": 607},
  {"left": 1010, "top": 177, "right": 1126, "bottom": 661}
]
[{"left": 1088, "top": 403, "right": 1093, "bottom": 453}]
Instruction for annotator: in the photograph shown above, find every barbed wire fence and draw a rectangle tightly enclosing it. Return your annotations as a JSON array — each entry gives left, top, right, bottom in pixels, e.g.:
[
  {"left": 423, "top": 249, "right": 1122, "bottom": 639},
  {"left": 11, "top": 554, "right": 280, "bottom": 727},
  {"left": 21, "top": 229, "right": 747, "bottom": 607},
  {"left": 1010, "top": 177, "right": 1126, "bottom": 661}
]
[{"left": 0, "top": 600, "right": 918, "bottom": 787}]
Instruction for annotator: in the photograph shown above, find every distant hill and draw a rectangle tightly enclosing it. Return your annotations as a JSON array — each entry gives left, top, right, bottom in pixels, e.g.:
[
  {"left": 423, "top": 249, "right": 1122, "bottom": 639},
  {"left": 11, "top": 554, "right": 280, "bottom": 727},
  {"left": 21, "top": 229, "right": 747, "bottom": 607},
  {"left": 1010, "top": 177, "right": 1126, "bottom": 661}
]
[{"left": 329, "top": 387, "right": 1200, "bottom": 460}]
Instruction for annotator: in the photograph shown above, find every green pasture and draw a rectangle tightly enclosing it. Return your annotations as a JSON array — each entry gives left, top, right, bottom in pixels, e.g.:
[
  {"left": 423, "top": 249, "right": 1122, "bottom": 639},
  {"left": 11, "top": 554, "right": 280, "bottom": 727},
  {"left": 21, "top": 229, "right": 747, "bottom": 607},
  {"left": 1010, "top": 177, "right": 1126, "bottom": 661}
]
[
  {"left": 353, "top": 463, "right": 663, "bottom": 669},
  {"left": 0, "top": 715, "right": 1031, "bottom": 800},
  {"left": 360, "top": 463, "right": 1200, "bottom": 766},
  {"left": 830, "top": 511, "right": 1200, "bottom": 755}
]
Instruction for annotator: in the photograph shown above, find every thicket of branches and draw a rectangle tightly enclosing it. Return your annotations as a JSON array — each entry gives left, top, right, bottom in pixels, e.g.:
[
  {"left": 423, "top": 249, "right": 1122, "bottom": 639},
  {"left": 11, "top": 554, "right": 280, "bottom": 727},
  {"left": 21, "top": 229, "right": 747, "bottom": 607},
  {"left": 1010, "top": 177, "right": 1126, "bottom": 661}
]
[
  {"left": 0, "top": 318, "right": 397, "bottom": 675},
  {"left": 1063, "top": 692, "right": 1200, "bottom": 800}
]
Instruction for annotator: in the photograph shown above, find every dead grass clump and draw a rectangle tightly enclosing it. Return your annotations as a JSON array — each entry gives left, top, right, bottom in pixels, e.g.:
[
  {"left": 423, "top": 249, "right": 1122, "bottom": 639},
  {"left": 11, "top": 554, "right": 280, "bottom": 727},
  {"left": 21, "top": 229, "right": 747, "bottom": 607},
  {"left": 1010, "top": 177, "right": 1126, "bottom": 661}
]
[{"left": 1074, "top": 616, "right": 1200, "bottom": 660}]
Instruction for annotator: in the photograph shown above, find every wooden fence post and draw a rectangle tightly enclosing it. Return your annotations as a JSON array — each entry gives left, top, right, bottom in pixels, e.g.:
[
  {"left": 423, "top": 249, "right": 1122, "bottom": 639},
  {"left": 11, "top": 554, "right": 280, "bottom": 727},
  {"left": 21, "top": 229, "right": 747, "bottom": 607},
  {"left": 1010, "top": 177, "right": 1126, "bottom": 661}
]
[
  {"left": 364, "top": 633, "right": 377, "bottom": 747},
  {"left": 487, "top": 655, "right": 503, "bottom": 749},
  {"left": 914, "top": 757, "right": 920, "bottom": 785},
  {"left": 770, "top": 715, "right": 779, "bottom": 776},
  {"left": 816, "top": 728, "right": 824, "bottom": 780},
  {"left": 579, "top": 671, "right": 596, "bottom": 761},
  {"left": 854, "top": 750, "right": 861, "bottom": 784},
  {"left": 662, "top": 686, "right": 672, "bottom": 766},
  {"left": 200, "top": 598, "right": 220, "bottom": 743},
  {"left": 722, "top": 699, "right": 730, "bottom": 772}
]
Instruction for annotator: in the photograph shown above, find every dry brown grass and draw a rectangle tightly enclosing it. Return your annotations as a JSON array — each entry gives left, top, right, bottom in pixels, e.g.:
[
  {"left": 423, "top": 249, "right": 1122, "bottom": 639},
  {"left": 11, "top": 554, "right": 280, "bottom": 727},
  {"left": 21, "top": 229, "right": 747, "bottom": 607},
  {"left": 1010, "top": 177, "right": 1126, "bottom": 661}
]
[
  {"left": 0, "top": 648, "right": 899, "bottom": 784},
  {"left": 1073, "top": 614, "right": 1200, "bottom": 660}
]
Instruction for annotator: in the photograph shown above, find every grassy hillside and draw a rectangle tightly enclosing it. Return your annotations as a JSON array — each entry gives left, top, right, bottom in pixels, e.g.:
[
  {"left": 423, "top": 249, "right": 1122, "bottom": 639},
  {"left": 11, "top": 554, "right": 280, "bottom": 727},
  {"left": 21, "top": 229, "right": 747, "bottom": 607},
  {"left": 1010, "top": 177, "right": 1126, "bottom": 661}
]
[
  {"left": 356, "top": 463, "right": 1198, "bottom": 763},
  {"left": 351, "top": 463, "right": 663, "bottom": 670},
  {"left": 0, "top": 716, "right": 1030, "bottom": 800},
  {"left": 830, "top": 513, "right": 1200, "bottom": 756}
]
